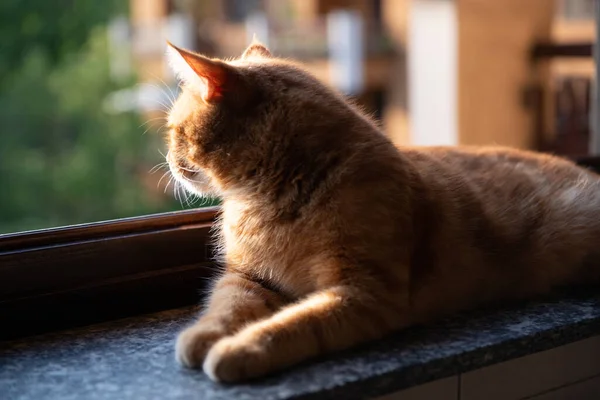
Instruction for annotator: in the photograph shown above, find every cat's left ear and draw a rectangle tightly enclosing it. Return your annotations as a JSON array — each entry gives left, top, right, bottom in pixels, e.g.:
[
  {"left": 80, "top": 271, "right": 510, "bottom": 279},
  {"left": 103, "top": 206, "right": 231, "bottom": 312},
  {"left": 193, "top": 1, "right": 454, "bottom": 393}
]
[
  {"left": 241, "top": 36, "right": 272, "bottom": 59},
  {"left": 166, "top": 41, "right": 234, "bottom": 103}
]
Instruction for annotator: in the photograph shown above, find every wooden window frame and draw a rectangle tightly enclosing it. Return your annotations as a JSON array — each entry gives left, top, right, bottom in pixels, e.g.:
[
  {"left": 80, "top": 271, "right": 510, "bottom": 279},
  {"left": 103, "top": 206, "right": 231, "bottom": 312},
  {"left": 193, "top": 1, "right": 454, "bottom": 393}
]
[{"left": 0, "top": 207, "right": 219, "bottom": 340}]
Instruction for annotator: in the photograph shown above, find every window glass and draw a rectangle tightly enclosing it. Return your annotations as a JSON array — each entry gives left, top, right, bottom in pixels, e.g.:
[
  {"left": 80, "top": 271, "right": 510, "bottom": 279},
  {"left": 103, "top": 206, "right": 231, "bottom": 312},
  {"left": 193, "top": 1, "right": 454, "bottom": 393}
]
[
  {"left": 6, "top": 1, "right": 579, "bottom": 235},
  {"left": 0, "top": 1, "right": 218, "bottom": 235}
]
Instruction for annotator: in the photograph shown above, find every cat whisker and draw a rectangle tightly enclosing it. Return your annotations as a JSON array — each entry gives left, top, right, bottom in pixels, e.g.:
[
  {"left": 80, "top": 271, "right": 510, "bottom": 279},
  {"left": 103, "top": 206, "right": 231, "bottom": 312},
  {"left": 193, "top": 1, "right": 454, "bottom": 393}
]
[
  {"left": 164, "top": 176, "right": 174, "bottom": 194},
  {"left": 179, "top": 182, "right": 186, "bottom": 202},
  {"left": 175, "top": 180, "right": 182, "bottom": 203},
  {"left": 148, "top": 72, "right": 179, "bottom": 107},
  {"left": 138, "top": 115, "right": 168, "bottom": 136},
  {"left": 142, "top": 82, "right": 177, "bottom": 117},
  {"left": 201, "top": 197, "right": 211, "bottom": 207},
  {"left": 183, "top": 187, "right": 193, "bottom": 207},
  {"left": 149, "top": 162, "right": 169, "bottom": 174},
  {"left": 187, "top": 191, "right": 203, "bottom": 208},
  {"left": 157, "top": 170, "right": 172, "bottom": 189},
  {"left": 139, "top": 116, "right": 167, "bottom": 129},
  {"left": 158, "top": 77, "right": 179, "bottom": 107},
  {"left": 184, "top": 191, "right": 193, "bottom": 208},
  {"left": 141, "top": 125, "right": 153, "bottom": 136},
  {"left": 144, "top": 122, "right": 169, "bottom": 136},
  {"left": 137, "top": 92, "right": 173, "bottom": 113},
  {"left": 176, "top": 181, "right": 187, "bottom": 208}
]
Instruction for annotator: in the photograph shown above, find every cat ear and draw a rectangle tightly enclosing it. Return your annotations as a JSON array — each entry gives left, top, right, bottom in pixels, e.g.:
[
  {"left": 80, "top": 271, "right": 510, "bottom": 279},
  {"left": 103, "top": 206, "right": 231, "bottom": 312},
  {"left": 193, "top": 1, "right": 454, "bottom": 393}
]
[
  {"left": 241, "top": 36, "right": 272, "bottom": 59},
  {"left": 166, "top": 41, "right": 231, "bottom": 103}
]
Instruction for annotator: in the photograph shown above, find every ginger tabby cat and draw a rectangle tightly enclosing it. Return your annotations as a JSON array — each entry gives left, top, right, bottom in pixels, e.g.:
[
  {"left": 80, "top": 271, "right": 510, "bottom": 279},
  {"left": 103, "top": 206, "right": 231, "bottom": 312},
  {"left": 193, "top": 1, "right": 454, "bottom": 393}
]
[{"left": 164, "top": 41, "right": 600, "bottom": 383}]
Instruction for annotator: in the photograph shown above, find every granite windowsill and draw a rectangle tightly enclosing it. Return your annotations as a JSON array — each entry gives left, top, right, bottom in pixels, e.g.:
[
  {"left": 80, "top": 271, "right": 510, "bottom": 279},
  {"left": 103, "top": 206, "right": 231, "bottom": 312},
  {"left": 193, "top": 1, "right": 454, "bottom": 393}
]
[{"left": 2, "top": 290, "right": 600, "bottom": 400}]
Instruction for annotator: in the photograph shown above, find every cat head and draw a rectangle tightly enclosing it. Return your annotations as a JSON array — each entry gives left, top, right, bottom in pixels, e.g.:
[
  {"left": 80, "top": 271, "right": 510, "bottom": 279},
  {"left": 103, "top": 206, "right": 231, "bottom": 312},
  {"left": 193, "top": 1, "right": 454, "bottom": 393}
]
[{"left": 164, "top": 40, "right": 371, "bottom": 202}]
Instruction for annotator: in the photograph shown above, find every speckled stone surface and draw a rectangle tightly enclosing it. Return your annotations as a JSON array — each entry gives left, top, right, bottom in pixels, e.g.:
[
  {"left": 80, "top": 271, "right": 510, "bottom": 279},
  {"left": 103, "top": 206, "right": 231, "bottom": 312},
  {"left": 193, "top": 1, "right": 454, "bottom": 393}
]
[{"left": 2, "top": 290, "right": 600, "bottom": 400}]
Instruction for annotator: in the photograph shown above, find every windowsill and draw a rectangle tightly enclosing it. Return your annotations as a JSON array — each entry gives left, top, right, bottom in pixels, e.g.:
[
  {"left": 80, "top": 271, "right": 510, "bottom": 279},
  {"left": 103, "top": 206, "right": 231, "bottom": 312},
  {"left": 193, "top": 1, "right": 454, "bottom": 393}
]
[{"left": 3, "top": 289, "right": 600, "bottom": 399}]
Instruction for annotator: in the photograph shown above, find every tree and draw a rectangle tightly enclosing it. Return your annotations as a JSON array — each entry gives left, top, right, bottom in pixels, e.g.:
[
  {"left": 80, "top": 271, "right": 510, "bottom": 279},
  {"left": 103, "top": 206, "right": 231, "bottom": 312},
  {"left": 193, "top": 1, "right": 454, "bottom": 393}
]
[
  {"left": 0, "top": 0, "right": 124, "bottom": 82},
  {"left": 0, "top": 29, "right": 173, "bottom": 233}
]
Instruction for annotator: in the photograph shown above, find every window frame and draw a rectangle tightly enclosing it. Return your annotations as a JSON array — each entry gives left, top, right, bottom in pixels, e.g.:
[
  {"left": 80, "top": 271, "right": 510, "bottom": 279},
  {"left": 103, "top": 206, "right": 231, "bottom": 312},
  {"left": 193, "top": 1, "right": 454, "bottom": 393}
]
[{"left": 0, "top": 207, "right": 219, "bottom": 340}]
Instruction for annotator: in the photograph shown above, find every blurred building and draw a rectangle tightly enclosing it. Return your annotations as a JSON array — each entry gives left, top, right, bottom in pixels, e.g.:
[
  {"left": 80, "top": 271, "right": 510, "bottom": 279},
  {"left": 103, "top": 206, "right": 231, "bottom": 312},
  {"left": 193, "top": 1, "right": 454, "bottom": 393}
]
[
  {"left": 127, "top": 0, "right": 402, "bottom": 140},
  {"left": 123, "top": 0, "right": 597, "bottom": 157},
  {"left": 542, "top": 0, "right": 595, "bottom": 157}
]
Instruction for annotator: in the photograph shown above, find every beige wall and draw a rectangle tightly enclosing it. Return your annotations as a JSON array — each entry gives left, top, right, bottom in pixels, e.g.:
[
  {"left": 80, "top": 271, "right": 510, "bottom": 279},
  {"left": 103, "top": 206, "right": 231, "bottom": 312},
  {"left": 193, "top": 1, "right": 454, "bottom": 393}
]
[
  {"left": 380, "top": 0, "right": 555, "bottom": 149},
  {"left": 457, "top": 0, "right": 555, "bottom": 149},
  {"left": 130, "top": 0, "right": 167, "bottom": 24}
]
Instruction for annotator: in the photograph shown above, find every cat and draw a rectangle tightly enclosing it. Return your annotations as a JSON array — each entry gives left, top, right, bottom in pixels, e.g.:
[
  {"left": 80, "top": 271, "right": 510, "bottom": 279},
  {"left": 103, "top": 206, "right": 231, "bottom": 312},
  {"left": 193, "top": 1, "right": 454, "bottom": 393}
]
[{"left": 164, "top": 40, "right": 600, "bottom": 383}]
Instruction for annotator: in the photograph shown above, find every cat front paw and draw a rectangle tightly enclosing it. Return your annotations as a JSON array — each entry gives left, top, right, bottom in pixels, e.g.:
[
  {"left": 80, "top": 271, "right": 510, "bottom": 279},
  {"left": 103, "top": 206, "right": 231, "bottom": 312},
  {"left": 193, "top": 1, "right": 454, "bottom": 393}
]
[
  {"left": 203, "top": 336, "right": 270, "bottom": 383},
  {"left": 175, "top": 326, "right": 226, "bottom": 369}
]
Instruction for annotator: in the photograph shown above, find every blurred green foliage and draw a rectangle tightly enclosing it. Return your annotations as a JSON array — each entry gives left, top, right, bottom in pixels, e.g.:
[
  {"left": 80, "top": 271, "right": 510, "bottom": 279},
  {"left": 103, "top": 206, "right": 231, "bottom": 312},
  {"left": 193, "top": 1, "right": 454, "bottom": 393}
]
[
  {"left": 0, "top": 0, "right": 125, "bottom": 83},
  {"left": 0, "top": 2, "right": 216, "bottom": 234}
]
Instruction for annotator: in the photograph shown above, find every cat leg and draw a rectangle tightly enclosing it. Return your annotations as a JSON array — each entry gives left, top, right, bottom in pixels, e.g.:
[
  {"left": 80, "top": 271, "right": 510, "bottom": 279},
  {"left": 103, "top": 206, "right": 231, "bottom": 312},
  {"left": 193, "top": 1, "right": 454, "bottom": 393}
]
[
  {"left": 203, "top": 285, "right": 405, "bottom": 382},
  {"left": 176, "top": 272, "right": 288, "bottom": 368}
]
